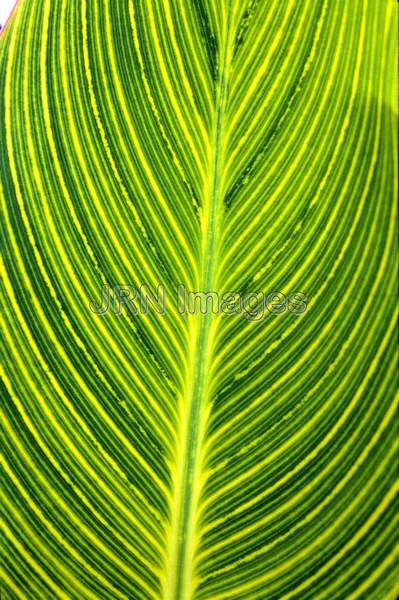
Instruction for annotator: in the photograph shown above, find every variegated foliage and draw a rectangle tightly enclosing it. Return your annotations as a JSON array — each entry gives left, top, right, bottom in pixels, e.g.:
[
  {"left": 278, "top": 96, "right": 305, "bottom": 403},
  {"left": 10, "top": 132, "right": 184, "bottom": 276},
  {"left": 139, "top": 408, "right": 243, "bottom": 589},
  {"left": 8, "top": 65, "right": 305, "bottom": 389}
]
[{"left": 0, "top": 1, "right": 398, "bottom": 599}]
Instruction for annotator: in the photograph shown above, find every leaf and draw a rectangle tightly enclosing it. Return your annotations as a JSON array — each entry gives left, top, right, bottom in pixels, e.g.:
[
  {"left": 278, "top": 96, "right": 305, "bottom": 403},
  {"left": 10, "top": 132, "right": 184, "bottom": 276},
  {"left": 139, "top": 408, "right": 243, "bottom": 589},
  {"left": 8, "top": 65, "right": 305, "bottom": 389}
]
[{"left": 0, "top": 1, "right": 397, "bottom": 599}]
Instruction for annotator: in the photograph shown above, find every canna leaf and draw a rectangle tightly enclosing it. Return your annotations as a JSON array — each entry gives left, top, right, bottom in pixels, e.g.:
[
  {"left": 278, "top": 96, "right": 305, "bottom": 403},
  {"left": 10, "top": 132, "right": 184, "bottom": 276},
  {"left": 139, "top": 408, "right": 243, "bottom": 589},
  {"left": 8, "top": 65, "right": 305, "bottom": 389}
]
[{"left": 0, "top": 1, "right": 397, "bottom": 599}]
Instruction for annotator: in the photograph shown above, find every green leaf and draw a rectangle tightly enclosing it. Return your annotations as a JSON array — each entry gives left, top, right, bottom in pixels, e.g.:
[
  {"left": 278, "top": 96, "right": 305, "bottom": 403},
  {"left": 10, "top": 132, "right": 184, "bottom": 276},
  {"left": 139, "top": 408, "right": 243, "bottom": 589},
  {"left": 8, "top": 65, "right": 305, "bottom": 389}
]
[{"left": 1, "top": 1, "right": 397, "bottom": 599}]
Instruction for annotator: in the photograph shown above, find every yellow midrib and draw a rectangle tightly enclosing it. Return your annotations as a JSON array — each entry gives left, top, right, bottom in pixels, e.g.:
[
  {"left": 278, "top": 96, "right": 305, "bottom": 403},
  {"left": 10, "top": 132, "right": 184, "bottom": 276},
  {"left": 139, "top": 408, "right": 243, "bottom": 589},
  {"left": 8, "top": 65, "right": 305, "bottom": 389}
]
[{"left": 163, "top": 5, "right": 234, "bottom": 600}]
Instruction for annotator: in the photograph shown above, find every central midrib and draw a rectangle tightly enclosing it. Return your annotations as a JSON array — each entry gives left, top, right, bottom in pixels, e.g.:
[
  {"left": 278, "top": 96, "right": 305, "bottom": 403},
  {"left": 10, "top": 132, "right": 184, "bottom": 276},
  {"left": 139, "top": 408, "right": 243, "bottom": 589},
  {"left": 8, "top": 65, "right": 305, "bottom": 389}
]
[{"left": 165, "top": 6, "right": 234, "bottom": 600}]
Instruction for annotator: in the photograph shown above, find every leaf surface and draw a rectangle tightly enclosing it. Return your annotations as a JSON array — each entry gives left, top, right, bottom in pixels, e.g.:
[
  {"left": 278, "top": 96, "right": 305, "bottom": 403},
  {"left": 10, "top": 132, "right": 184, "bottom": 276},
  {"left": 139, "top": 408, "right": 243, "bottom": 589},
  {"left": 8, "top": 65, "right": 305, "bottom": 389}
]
[{"left": 0, "top": 1, "right": 397, "bottom": 599}]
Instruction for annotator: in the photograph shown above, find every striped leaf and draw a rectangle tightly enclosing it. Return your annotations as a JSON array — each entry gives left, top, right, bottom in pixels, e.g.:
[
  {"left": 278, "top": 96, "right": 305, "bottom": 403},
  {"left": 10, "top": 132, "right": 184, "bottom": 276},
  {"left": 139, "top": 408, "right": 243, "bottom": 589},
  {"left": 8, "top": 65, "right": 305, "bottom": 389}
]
[{"left": 1, "top": 1, "right": 397, "bottom": 598}]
